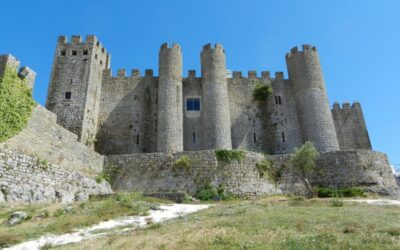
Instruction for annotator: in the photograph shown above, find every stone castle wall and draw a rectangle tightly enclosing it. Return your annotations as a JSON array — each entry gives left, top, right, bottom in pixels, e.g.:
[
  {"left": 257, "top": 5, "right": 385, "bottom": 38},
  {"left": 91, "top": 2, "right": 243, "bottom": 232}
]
[
  {"left": 1, "top": 105, "right": 104, "bottom": 173},
  {"left": 96, "top": 69, "right": 158, "bottom": 155},
  {"left": 45, "top": 36, "right": 371, "bottom": 156},
  {"left": 0, "top": 149, "right": 111, "bottom": 203},
  {"left": 105, "top": 149, "right": 398, "bottom": 197},
  {"left": 332, "top": 102, "right": 372, "bottom": 150}
]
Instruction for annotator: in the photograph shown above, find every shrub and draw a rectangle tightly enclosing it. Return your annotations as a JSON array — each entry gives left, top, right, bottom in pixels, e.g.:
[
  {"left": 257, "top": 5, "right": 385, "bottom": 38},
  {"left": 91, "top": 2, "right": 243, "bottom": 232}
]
[
  {"left": 290, "top": 142, "right": 319, "bottom": 175},
  {"left": 255, "top": 159, "right": 281, "bottom": 183},
  {"left": 0, "top": 66, "right": 36, "bottom": 142},
  {"left": 95, "top": 171, "right": 111, "bottom": 184},
  {"left": 331, "top": 198, "right": 344, "bottom": 207},
  {"left": 316, "top": 187, "right": 365, "bottom": 198},
  {"left": 215, "top": 149, "right": 246, "bottom": 163},
  {"left": 290, "top": 142, "right": 319, "bottom": 197},
  {"left": 253, "top": 83, "right": 273, "bottom": 103},
  {"left": 172, "top": 156, "right": 191, "bottom": 172},
  {"left": 194, "top": 184, "right": 234, "bottom": 201},
  {"left": 53, "top": 208, "right": 64, "bottom": 217}
]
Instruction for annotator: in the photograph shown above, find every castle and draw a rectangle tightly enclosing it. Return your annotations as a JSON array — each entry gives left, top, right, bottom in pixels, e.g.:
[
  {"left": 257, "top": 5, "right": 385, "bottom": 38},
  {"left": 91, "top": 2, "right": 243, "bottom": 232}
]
[
  {"left": 46, "top": 35, "right": 371, "bottom": 156},
  {"left": 1, "top": 35, "right": 397, "bottom": 203}
]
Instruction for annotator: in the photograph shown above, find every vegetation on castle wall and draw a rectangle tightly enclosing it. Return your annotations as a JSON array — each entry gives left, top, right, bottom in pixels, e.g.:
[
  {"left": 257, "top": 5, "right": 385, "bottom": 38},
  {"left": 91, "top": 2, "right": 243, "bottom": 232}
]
[
  {"left": 316, "top": 187, "right": 366, "bottom": 198},
  {"left": 255, "top": 159, "right": 282, "bottom": 183},
  {"left": 194, "top": 184, "right": 234, "bottom": 201},
  {"left": 253, "top": 82, "right": 273, "bottom": 103},
  {"left": 290, "top": 142, "right": 320, "bottom": 197},
  {"left": 172, "top": 156, "right": 191, "bottom": 172},
  {"left": 215, "top": 149, "right": 246, "bottom": 163},
  {"left": 0, "top": 66, "right": 35, "bottom": 143}
]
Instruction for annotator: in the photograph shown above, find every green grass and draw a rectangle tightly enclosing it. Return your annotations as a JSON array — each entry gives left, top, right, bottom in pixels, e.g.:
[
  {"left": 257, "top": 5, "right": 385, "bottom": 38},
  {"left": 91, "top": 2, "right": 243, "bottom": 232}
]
[
  {"left": 0, "top": 193, "right": 165, "bottom": 248},
  {"left": 215, "top": 149, "right": 246, "bottom": 163},
  {"left": 53, "top": 196, "right": 400, "bottom": 250},
  {"left": 0, "top": 66, "right": 36, "bottom": 142}
]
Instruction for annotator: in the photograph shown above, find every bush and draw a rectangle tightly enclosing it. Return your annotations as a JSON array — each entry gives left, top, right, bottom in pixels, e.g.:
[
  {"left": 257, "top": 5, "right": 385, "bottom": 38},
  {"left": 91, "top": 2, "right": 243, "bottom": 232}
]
[
  {"left": 253, "top": 83, "right": 273, "bottom": 103},
  {"left": 255, "top": 159, "right": 281, "bottom": 183},
  {"left": 172, "top": 156, "right": 191, "bottom": 172},
  {"left": 53, "top": 208, "right": 64, "bottom": 217},
  {"left": 0, "top": 66, "right": 36, "bottom": 142},
  {"left": 290, "top": 142, "right": 319, "bottom": 175},
  {"left": 95, "top": 171, "right": 111, "bottom": 184},
  {"left": 215, "top": 149, "right": 246, "bottom": 163},
  {"left": 331, "top": 198, "right": 344, "bottom": 207},
  {"left": 316, "top": 187, "right": 365, "bottom": 198},
  {"left": 194, "top": 184, "right": 234, "bottom": 201}
]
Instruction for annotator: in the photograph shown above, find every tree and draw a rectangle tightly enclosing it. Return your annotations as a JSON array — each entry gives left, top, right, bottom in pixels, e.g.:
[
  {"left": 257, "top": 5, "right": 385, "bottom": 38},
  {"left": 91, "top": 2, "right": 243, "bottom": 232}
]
[{"left": 290, "top": 141, "right": 320, "bottom": 198}]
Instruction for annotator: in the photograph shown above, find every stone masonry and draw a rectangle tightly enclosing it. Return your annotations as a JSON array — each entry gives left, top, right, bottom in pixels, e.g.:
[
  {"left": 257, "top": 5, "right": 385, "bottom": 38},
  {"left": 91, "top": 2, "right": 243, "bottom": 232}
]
[
  {"left": 46, "top": 35, "right": 372, "bottom": 155},
  {"left": 2, "top": 34, "right": 398, "bottom": 203}
]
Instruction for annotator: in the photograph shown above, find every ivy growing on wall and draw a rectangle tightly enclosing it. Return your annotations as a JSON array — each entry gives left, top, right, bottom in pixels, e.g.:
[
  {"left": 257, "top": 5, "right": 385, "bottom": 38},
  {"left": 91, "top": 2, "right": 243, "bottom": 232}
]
[
  {"left": 0, "top": 66, "right": 36, "bottom": 143},
  {"left": 253, "top": 82, "right": 273, "bottom": 103}
]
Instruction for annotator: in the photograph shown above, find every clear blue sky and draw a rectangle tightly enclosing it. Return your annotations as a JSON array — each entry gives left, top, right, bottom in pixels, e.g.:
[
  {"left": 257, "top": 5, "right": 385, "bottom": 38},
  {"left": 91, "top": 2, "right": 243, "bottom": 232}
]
[{"left": 1, "top": 0, "right": 399, "bottom": 167}]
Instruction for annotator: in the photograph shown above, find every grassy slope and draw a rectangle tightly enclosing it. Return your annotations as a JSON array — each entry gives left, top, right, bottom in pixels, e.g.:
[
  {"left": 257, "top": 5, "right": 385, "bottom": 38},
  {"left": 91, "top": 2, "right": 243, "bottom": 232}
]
[
  {"left": 54, "top": 197, "right": 400, "bottom": 250},
  {"left": 0, "top": 193, "right": 167, "bottom": 247}
]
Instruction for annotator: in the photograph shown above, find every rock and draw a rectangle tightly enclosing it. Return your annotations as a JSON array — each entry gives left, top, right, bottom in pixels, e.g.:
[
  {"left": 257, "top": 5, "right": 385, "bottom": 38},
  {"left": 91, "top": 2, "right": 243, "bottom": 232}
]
[
  {"left": 63, "top": 205, "right": 74, "bottom": 213},
  {"left": 8, "top": 211, "right": 29, "bottom": 226},
  {"left": 0, "top": 190, "right": 4, "bottom": 202}
]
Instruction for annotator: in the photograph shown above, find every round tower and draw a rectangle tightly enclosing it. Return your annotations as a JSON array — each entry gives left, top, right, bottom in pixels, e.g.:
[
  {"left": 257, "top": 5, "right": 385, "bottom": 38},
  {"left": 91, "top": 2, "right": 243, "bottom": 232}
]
[
  {"left": 201, "top": 43, "right": 232, "bottom": 149},
  {"left": 157, "top": 43, "right": 183, "bottom": 152},
  {"left": 285, "top": 45, "right": 339, "bottom": 152}
]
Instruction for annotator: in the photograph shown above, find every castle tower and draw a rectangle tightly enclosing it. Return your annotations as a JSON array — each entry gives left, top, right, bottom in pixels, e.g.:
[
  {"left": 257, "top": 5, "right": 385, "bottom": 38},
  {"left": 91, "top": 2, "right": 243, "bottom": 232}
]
[
  {"left": 46, "top": 35, "right": 110, "bottom": 146},
  {"left": 201, "top": 43, "right": 232, "bottom": 149},
  {"left": 157, "top": 43, "right": 183, "bottom": 152},
  {"left": 286, "top": 45, "right": 339, "bottom": 152}
]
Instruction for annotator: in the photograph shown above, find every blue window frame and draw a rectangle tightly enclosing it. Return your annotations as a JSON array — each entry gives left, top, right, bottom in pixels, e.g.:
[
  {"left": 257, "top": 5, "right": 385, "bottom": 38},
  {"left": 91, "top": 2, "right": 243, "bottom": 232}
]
[{"left": 186, "top": 98, "right": 200, "bottom": 111}]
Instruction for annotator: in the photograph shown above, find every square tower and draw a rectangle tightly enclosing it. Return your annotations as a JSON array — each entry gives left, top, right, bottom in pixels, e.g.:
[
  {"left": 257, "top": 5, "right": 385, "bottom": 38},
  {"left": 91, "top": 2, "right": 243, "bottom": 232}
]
[{"left": 45, "top": 35, "right": 110, "bottom": 146}]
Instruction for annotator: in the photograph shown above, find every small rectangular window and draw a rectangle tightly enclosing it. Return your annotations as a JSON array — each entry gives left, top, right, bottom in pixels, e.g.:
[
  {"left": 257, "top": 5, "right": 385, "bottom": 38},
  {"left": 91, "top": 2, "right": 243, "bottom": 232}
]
[
  {"left": 275, "top": 96, "right": 282, "bottom": 105},
  {"left": 282, "top": 132, "right": 285, "bottom": 142},
  {"left": 253, "top": 133, "right": 257, "bottom": 143},
  {"left": 95, "top": 54, "right": 98, "bottom": 60},
  {"left": 136, "top": 135, "right": 140, "bottom": 145},
  {"left": 60, "top": 49, "right": 66, "bottom": 56},
  {"left": 72, "top": 50, "right": 77, "bottom": 56},
  {"left": 65, "top": 92, "right": 72, "bottom": 99},
  {"left": 192, "top": 132, "right": 196, "bottom": 144},
  {"left": 100, "top": 60, "right": 103, "bottom": 65},
  {"left": 83, "top": 49, "right": 88, "bottom": 55},
  {"left": 186, "top": 98, "right": 200, "bottom": 111}
]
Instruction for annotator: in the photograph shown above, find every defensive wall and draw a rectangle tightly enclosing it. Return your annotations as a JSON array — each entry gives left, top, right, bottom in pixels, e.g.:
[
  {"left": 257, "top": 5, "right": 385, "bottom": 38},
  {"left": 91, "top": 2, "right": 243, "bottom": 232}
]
[{"left": 105, "top": 149, "right": 398, "bottom": 198}]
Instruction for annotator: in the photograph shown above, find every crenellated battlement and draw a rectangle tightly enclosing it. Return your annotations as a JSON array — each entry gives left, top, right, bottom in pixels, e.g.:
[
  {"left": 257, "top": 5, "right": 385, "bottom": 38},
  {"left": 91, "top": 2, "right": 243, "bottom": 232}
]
[
  {"left": 0, "top": 54, "right": 36, "bottom": 89},
  {"left": 275, "top": 72, "right": 284, "bottom": 80},
  {"left": 201, "top": 43, "right": 225, "bottom": 54},
  {"left": 332, "top": 101, "right": 362, "bottom": 111},
  {"left": 229, "top": 70, "right": 286, "bottom": 81},
  {"left": 103, "top": 68, "right": 156, "bottom": 78},
  {"left": 285, "top": 44, "right": 318, "bottom": 59},
  {"left": 160, "top": 42, "right": 181, "bottom": 51},
  {"left": 57, "top": 35, "right": 109, "bottom": 57}
]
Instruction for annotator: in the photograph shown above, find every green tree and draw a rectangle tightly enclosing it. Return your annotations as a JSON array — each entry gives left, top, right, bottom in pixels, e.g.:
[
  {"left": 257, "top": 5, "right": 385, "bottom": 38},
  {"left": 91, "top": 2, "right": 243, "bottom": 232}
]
[{"left": 290, "top": 142, "right": 320, "bottom": 197}]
